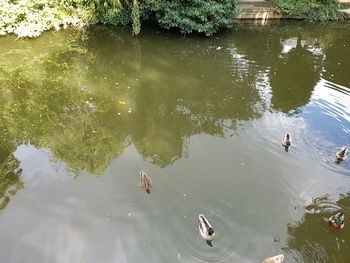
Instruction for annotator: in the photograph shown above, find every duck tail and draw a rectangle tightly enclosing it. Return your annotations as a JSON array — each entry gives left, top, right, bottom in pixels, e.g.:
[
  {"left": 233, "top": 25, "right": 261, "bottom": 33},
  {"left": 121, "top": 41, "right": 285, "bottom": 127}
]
[{"left": 199, "top": 214, "right": 211, "bottom": 228}]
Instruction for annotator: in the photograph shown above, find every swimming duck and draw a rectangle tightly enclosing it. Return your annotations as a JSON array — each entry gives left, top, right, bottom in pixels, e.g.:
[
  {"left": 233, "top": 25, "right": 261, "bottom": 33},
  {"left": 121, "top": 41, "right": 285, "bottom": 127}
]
[
  {"left": 336, "top": 146, "right": 348, "bottom": 161},
  {"left": 262, "top": 254, "right": 284, "bottom": 263},
  {"left": 139, "top": 170, "right": 152, "bottom": 193},
  {"left": 328, "top": 212, "right": 345, "bottom": 230},
  {"left": 282, "top": 134, "right": 291, "bottom": 149},
  {"left": 199, "top": 214, "right": 215, "bottom": 243}
]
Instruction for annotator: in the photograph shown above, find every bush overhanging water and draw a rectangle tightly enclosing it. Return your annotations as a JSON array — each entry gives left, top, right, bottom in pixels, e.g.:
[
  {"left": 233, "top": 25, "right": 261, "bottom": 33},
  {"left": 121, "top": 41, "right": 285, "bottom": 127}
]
[
  {"left": 0, "top": 0, "right": 239, "bottom": 38},
  {"left": 0, "top": 0, "right": 347, "bottom": 38}
]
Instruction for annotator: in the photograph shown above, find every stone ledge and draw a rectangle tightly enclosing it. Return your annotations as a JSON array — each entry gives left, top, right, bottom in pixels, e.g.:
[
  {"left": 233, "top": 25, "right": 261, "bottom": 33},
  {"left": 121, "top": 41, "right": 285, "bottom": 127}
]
[
  {"left": 236, "top": 0, "right": 350, "bottom": 20},
  {"left": 237, "top": 2, "right": 275, "bottom": 8},
  {"left": 236, "top": 1, "right": 283, "bottom": 20},
  {"left": 340, "top": 8, "right": 350, "bottom": 13},
  {"left": 236, "top": 9, "right": 283, "bottom": 20}
]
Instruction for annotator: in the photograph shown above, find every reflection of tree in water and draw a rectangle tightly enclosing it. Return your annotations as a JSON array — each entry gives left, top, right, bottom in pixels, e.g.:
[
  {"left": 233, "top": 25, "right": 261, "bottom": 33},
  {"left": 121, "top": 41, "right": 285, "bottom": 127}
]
[
  {"left": 0, "top": 24, "right": 348, "bottom": 209},
  {"left": 231, "top": 27, "right": 283, "bottom": 66},
  {"left": 0, "top": 141, "right": 23, "bottom": 210},
  {"left": 285, "top": 194, "right": 350, "bottom": 263},
  {"left": 270, "top": 35, "right": 320, "bottom": 113},
  {"left": 323, "top": 31, "right": 350, "bottom": 87},
  {"left": 0, "top": 60, "right": 130, "bottom": 175},
  {"left": 0, "top": 87, "right": 23, "bottom": 209},
  {"left": 85, "top": 27, "right": 265, "bottom": 166},
  {"left": 233, "top": 23, "right": 330, "bottom": 114},
  {"left": 0, "top": 23, "right": 345, "bottom": 175},
  {"left": 0, "top": 26, "right": 264, "bottom": 173}
]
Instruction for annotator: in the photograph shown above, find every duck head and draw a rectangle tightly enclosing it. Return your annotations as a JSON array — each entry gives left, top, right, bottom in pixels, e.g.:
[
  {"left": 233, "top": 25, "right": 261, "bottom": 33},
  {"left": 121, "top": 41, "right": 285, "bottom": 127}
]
[
  {"left": 329, "top": 212, "right": 345, "bottom": 229},
  {"left": 208, "top": 227, "right": 215, "bottom": 237}
]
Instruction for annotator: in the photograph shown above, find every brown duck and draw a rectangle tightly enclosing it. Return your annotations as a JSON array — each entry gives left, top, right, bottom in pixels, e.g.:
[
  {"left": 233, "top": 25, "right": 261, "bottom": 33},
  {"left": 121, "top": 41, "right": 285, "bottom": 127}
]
[
  {"left": 139, "top": 170, "right": 152, "bottom": 193},
  {"left": 262, "top": 254, "right": 284, "bottom": 263}
]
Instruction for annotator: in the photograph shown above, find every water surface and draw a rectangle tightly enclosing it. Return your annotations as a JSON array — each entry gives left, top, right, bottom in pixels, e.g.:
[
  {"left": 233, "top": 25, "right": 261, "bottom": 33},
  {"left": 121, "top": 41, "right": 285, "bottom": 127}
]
[{"left": 0, "top": 21, "right": 350, "bottom": 263}]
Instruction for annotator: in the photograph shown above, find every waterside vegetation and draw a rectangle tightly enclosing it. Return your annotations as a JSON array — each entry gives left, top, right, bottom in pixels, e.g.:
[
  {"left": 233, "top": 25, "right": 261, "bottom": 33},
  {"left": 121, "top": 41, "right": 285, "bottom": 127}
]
[
  {"left": 0, "top": 0, "right": 239, "bottom": 38},
  {"left": 271, "top": 0, "right": 348, "bottom": 21},
  {"left": 1, "top": 0, "right": 349, "bottom": 38}
]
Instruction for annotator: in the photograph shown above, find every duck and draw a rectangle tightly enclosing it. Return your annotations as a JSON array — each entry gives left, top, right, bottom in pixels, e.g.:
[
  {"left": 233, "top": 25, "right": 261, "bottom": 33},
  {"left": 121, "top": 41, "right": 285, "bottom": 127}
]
[
  {"left": 139, "top": 170, "right": 152, "bottom": 193},
  {"left": 282, "top": 134, "right": 291, "bottom": 149},
  {"left": 328, "top": 212, "right": 345, "bottom": 230},
  {"left": 336, "top": 146, "right": 348, "bottom": 161},
  {"left": 262, "top": 254, "right": 284, "bottom": 263},
  {"left": 199, "top": 214, "right": 215, "bottom": 244}
]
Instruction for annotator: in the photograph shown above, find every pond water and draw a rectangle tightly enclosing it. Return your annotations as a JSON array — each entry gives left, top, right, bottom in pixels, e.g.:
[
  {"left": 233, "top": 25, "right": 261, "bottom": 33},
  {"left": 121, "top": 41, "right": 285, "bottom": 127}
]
[{"left": 0, "top": 21, "right": 350, "bottom": 263}]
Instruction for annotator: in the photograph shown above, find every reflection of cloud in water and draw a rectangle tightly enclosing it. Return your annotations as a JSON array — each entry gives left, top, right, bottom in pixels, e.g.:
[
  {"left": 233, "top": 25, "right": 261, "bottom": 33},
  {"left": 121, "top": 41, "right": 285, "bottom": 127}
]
[
  {"left": 14, "top": 145, "right": 71, "bottom": 187},
  {"left": 281, "top": 38, "right": 324, "bottom": 57},
  {"left": 281, "top": 38, "right": 298, "bottom": 54},
  {"left": 20, "top": 222, "right": 87, "bottom": 263},
  {"left": 255, "top": 70, "right": 272, "bottom": 107},
  {"left": 247, "top": 110, "right": 350, "bottom": 204},
  {"left": 310, "top": 78, "right": 350, "bottom": 126},
  {"left": 227, "top": 47, "right": 254, "bottom": 81},
  {"left": 298, "top": 78, "right": 350, "bottom": 174},
  {"left": 0, "top": 167, "right": 140, "bottom": 263}
]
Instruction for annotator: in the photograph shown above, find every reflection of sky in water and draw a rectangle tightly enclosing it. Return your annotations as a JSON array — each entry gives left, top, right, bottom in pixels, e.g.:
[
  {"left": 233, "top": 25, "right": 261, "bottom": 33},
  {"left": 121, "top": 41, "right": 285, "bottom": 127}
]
[
  {"left": 281, "top": 38, "right": 298, "bottom": 54},
  {"left": 14, "top": 145, "right": 70, "bottom": 187},
  {"left": 292, "top": 78, "right": 350, "bottom": 173},
  {"left": 281, "top": 38, "right": 324, "bottom": 57},
  {"left": 309, "top": 78, "right": 350, "bottom": 126}
]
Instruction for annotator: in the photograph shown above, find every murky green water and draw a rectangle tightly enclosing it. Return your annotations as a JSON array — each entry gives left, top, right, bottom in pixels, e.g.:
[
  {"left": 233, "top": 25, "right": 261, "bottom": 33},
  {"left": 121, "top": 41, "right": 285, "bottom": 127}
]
[{"left": 0, "top": 21, "right": 350, "bottom": 263}]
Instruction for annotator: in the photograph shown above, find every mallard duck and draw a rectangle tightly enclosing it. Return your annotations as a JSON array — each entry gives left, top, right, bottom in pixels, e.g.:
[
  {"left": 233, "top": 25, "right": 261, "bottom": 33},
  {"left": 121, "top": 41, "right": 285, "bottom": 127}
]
[
  {"left": 199, "top": 214, "right": 215, "bottom": 242},
  {"left": 336, "top": 146, "right": 348, "bottom": 161},
  {"left": 282, "top": 134, "right": 291, "bottom": 149},
  {"left": 262, "top": 254, "right": 284, "bottom": 263},
  {"left": 139, "top": 170, "right": 152, "bottom": 193},
  {"left": 328, "top": 212, "right": 345, "bottom": 230}
]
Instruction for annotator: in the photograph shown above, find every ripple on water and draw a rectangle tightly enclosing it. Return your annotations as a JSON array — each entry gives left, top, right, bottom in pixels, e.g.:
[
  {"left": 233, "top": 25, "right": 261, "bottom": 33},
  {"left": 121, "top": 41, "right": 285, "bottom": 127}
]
[
  {"left": 159, "top": 196, "right": 244, "bottom": 263},
  {"left": 286, "top": 195, "right": 350, "bottom": 263},
  {"left": 301, "top": 80, "right": 350, "bottom": 174}
]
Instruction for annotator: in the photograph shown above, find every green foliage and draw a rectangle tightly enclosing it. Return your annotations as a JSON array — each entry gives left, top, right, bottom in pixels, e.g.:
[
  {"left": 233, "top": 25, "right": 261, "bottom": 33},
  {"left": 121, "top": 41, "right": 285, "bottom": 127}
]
[
  {"left": 131, "top": 0, "right": 140, "bottom": 35},
  {"left": 144, "top": 0, "right": 239, "bottom": 36},
  {"left": 77, "top": 0, "right": 239, "bottom": 36},
  {"left": 339, "top": 2, "right": 350, "bottom": 9},
  {"left": 271, "top": 0, "right": 347, "bottom": 21},
  {"left": 0, "top": 0, "right": 239, "bottom": 37},
  {"left": 0, "top": 0, "right": 89, "bottom": 37}
]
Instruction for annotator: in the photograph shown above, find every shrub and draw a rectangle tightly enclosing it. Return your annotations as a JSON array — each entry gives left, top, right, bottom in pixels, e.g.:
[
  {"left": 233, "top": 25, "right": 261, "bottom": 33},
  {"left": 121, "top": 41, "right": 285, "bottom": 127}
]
[
  {"left": 144, "top": 0, "right": 239, "bottom": 36},
  {"left": 85, "top": 0, "right": 239, "bottom": 36},
  {"left": 271, "top": 0, "right": 347, "bottom": 21},
  {"left": 0, "top": 0, "right": 239, "bottom": 38},
  {"left": 0, "top": 0, "right": 88, "bottom": 37}
]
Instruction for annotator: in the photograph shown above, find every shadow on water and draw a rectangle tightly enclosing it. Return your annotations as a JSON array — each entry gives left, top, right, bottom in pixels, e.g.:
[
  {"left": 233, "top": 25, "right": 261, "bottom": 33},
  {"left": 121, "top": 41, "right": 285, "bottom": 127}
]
[
  {"left": 206, "top": 240, "right": 213, "bottom": 247},
  {"left": 285, "top": 193, "right": 350, "bottom": 263}
]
